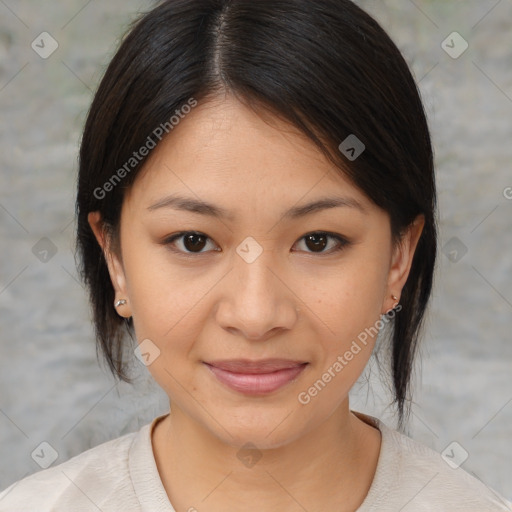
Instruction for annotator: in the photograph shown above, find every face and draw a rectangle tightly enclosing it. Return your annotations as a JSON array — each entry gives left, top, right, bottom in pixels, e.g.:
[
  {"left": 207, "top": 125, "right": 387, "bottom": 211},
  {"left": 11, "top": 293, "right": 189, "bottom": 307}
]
[{"left": 89, "top": 95, "right": 422, "bottom": 449}]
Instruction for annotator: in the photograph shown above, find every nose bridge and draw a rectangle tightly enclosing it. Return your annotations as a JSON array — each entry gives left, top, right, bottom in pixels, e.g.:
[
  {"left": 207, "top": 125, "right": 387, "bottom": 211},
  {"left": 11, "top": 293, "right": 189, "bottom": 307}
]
[
  {"left": 217, "top": 237, "right": 296, "bottom": 340},
  {"left": 234, "top": 239, "right": 280, "bottom": 309}
]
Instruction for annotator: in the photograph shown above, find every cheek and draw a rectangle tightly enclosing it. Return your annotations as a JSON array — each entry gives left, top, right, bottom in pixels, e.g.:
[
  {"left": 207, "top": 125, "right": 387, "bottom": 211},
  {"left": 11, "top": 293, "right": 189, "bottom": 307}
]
[
  {"left": 297, "top": 250, "right": 388, "bottom": 344},
  {"left": 122, "top": 245, "right": 206, "bottom": 394},
  {"left": 295, "top": 248, "right": 389, "bottom": 402},
  {"left": 295, "top": 283, "right": 386, "bottom": 420},
  {"left": 121, "top": 238, "right": 205, "bottom": 343}
]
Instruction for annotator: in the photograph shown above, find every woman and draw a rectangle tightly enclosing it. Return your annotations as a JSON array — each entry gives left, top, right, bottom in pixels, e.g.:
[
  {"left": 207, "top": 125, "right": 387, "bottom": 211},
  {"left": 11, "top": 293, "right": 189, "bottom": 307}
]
[{"left": 1, "top": 0, "right": 510, "bottom": 510}]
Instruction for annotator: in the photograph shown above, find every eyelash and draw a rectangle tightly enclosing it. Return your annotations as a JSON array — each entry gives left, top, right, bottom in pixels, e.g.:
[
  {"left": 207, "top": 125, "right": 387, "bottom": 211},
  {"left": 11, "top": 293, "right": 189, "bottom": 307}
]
[{"left": 162, "top": 231, "right": 350, "bottom": 257}]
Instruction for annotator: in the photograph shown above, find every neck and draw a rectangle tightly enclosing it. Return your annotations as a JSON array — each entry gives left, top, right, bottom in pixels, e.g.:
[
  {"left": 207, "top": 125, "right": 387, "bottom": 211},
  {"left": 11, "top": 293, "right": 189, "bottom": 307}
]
[{"left": 152, "top": 399, "right": 381, "bottom": 512}]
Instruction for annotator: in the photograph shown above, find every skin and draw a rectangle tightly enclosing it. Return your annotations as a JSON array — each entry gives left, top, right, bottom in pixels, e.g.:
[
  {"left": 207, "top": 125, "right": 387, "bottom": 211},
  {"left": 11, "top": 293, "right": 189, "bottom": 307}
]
[{"left": 89, "top": 93, "right": 424, "bottom": 511}]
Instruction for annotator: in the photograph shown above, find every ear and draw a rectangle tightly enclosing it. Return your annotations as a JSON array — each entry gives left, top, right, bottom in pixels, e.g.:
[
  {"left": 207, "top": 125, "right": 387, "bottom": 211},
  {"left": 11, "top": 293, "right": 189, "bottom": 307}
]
[
  {"left": 88, "top": 211, "right": 131, "bottom": 318},
  {"left": 382, "top": 214, "right": 425, "bottom": 314}
]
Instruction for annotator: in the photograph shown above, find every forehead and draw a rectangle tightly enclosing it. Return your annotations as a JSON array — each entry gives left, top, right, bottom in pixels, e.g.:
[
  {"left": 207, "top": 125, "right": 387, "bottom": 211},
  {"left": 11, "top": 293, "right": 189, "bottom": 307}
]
[{"left": 124, "top": 95, "right": 371, "bottom": 212}]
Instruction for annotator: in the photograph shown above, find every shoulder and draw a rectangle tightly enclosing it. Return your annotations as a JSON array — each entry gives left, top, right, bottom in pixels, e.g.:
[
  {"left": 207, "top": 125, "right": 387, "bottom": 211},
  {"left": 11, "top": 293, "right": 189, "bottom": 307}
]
[
  {"left": 386, "top": 426, "right": 511, "bottom": 511},
  {"left": 354, "top": 412, "right": 512, "bottom": 512},
  {"left": 0, "top": 427, "right": 143, "bottom": 512}
]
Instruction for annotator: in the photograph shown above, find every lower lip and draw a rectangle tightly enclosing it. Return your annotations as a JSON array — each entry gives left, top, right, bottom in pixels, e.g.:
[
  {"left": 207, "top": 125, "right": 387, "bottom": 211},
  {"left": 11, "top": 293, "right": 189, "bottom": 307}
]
[{"left": 205, "top": 363, "right": 307, "bottom": 395}]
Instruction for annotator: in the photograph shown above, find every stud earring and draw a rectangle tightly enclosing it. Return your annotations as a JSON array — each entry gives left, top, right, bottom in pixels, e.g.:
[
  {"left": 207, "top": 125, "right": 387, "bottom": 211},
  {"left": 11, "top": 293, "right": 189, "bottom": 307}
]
[
  {"left": 392, "top": 295, "right": 399, "bottom": 309},
  {"left": 114, "top": 299, "right": 127, "bottom": 308}
]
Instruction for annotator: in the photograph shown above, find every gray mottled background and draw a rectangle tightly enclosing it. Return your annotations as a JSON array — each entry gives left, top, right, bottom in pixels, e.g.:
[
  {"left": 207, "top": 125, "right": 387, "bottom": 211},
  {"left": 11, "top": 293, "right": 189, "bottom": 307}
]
[{"left": 1, "top": 0, "right": 511, "bottom": 502}]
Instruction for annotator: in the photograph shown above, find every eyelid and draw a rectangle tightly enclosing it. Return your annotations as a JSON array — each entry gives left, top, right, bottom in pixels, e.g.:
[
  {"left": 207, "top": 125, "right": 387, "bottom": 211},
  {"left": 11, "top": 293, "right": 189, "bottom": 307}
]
[
  {"left": 163, "top": 231, "right": 219, "bottom": 256},
  {"left": 162, "top": 230, "right": 351, "bottom": 257},
  {"left": 293, "top": 231, "right": 350, "bottom": 254}
]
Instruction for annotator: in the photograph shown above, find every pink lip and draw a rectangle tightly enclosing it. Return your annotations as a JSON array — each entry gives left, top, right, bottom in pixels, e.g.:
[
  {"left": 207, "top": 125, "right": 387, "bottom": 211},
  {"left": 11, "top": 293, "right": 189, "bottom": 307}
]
[{"left": 204, "top": 359, "right": 308, "bottom": 395}]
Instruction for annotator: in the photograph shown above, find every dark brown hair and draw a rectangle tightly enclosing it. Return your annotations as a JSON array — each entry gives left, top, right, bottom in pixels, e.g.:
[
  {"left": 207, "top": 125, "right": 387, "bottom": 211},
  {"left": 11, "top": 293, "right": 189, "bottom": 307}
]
[{"left": 75, "top": 0, "right": 437, "bottom": 428}]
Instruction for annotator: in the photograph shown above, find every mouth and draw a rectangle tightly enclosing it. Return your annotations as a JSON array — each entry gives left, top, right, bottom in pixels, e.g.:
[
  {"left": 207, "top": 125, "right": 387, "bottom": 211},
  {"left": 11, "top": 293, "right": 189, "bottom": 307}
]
[{"left": 203, "top": 359, "right": 308, "bottom": 395}]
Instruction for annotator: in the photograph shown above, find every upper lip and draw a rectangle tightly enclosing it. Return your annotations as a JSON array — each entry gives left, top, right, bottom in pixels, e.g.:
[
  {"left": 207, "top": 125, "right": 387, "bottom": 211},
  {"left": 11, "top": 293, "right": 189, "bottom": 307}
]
[{"left": 204, "top": 359, "right": 307, "bottom": 374}]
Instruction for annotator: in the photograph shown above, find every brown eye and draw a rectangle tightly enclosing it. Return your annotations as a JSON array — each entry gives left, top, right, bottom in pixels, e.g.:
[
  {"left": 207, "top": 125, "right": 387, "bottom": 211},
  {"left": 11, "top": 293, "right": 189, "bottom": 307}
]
[
  {"left": 182, "top": 233, "right": 207, "bottom": 252},
  {"left": 294, "top": 232, "right": 349, "bottom": 254},
  {"left": 164, "top": 231, "right": 218, "bottom": 254},
  {"left": 304, "top": 233, "right": 328, "bottom": 252},
  {"left": 163, "top": 230, "right": 349, "bottom": 257}
]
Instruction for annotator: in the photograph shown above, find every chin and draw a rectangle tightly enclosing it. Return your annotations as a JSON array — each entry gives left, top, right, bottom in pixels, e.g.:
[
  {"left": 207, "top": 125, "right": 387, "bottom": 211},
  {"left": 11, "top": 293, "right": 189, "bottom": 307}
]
[{"left": 207, "top": 408, "right": 309, "bottom": 451}]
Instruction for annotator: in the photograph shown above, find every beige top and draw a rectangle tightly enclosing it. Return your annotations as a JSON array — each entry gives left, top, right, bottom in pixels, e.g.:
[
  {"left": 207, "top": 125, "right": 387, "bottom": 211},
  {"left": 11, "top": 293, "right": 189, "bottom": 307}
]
[{"left": 1, "top": 411, "right": 511, "bottom": 511}]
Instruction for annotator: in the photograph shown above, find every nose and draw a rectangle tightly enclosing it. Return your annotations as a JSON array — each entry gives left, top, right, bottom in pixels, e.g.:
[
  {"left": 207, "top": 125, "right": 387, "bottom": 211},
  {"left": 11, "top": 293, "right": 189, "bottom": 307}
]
[{"left": 215, "top": 249, "right": 299, "bottom": 341}]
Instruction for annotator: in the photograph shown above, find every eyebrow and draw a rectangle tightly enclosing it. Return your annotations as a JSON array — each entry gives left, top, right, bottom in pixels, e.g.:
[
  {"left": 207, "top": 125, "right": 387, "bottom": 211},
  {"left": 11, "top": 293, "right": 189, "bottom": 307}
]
[{"left": 147, "top": 193, "right": 367, "bottom": 220}]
